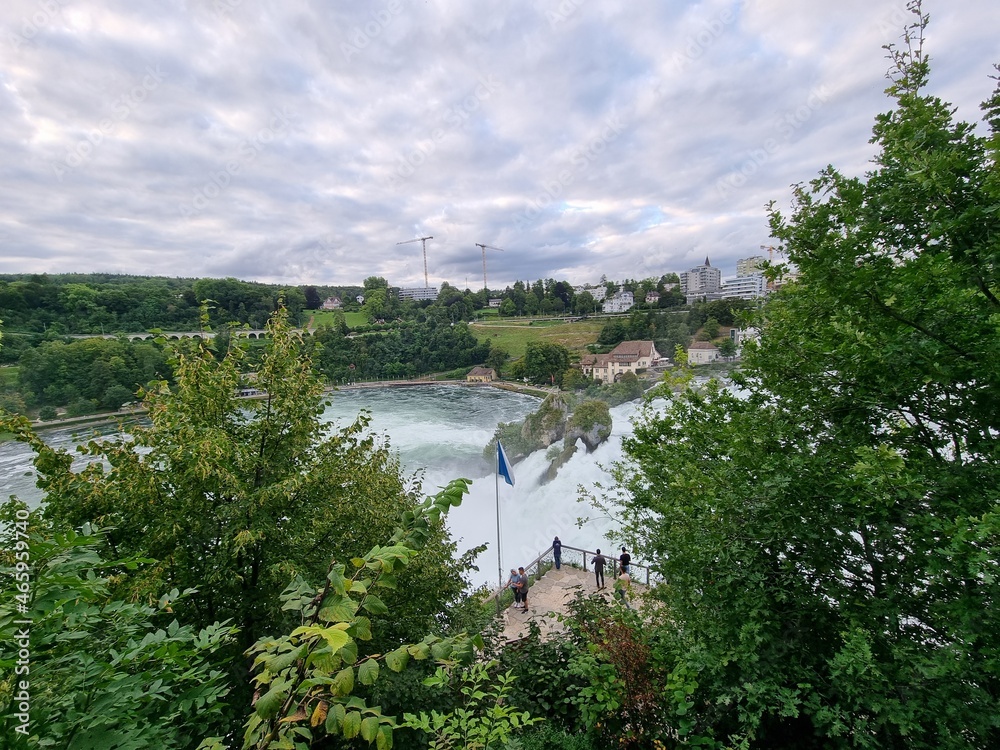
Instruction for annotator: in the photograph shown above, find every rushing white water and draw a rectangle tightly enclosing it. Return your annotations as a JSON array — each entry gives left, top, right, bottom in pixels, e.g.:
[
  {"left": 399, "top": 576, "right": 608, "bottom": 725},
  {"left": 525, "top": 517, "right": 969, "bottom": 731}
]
[
  {"left": 1, "top": 385, "right": 639, "bottom": 590},
  {"left": 322, "top": 385, "right": 638, "bottom": 590}
]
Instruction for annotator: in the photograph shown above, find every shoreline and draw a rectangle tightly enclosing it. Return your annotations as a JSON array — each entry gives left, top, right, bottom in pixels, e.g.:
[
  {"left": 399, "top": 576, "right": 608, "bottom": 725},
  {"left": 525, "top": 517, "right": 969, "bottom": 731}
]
[{"left": 20, "top": 379, "right": 549, "bottom": 434}]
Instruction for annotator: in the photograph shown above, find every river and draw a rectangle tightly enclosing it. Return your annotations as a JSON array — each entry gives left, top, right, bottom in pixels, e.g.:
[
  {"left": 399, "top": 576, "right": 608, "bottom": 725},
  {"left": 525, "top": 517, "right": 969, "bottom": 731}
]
[{"left": 0, "top": 384, "right": 637, "bottom": 589}]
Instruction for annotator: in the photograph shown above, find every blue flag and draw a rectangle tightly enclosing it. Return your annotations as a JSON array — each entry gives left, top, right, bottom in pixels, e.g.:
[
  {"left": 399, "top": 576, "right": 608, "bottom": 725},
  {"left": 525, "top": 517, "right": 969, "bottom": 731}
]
[{"left": 497, "top": 441, "right": 515, "bottom": 486}]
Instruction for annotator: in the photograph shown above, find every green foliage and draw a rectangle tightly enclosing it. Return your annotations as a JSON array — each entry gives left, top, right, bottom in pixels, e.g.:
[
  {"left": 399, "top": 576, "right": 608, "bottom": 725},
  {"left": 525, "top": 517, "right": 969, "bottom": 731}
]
[
  {"left": 234, "top": 478, "right": 485, "bottom": 750},
  {"left": 483, "top": 420, "right": 535, "bottom": 464},
  {"left": 515, "top": 723, "right": 599, "bottom": 750},
  {"left": 716, "top": 336, "right": 737, "bottom": 359},
  {"left": 609, "top": 9, "right": 1000, "bottom": 747},
  {"left": 522, "top": 341, "right": 571, "bottom": 386},
  {"left": 0, "top": 503, "right": 237, "bottom": 749},
  {"left": 566, "top": 399, "right": 611, "bottom": 442},
  {"left": 311, "top": 319, "right": 490, "bottom": 382},
  {"left": 577, "top": 372, "right": 645, "bottom": 407},
  {"left": 4, "top": 308, "right": 485, "bottom": 739},
  {"left": 700, "top": 316, "right": 720, "bottom": 339},
  {"left": 17, "top": 336, "right": 168, "bottom": 408},
  {"left": 496, "top": 621, "right": 586, "bottom": 731},
  {"left": 1, "top": 306, "right": 547, "bottom": 749},
  {"left": 561, "top": 595, "right": 681, "bottom": 749},
  {"left": 402, "top": 660, "right": 541, "bottom": 750},
  {"left": 485, "top": 345, "right": 509, "bottom": 374},
  {"left": 64, "top": 397, "right": 98, "bottom": 417}
]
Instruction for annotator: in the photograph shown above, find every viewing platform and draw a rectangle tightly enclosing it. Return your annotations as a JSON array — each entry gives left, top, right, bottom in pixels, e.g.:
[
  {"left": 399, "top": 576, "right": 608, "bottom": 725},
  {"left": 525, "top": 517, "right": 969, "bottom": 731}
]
[{"left": 488, "top": 543, "right": 651, "bottom": 643}]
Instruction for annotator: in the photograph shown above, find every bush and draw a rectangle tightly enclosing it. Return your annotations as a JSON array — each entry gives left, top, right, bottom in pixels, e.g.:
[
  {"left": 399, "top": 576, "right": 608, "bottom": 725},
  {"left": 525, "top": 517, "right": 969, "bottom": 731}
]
[
  {"left": 517, "top": 723, "right": 599, "bottom": 750},
  {"left": 65, "top": 398, "right": 97, "bottom": 417},
  {"left": 38, "top": 405, "right": 58, "bottom": 420}
]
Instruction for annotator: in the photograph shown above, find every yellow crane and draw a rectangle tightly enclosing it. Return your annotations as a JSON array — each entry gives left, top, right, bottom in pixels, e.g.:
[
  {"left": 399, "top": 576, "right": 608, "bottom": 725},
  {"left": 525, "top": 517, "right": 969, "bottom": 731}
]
[
  {"left": 397, "top": 236, "right": 434, "bottom": 288},
  {"left": 475, "top": 243, "right": 503, "bottom": 292}
]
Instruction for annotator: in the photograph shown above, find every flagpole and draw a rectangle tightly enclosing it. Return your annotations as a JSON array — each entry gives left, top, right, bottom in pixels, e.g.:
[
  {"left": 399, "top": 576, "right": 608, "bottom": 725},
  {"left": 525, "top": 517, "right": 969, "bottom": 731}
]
[{"left": 496, "top": 444, "right": 503, "bottom": 616}]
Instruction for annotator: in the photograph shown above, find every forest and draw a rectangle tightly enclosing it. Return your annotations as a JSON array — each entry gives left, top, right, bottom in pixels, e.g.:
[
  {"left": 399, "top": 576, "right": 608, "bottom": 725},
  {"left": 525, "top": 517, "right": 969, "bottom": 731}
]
[
  {"left": 1, "top": 13, "right": 998, "bottom": 749},
  {"left": 0, "top": 266, "right": 735, "bottom": 418}
]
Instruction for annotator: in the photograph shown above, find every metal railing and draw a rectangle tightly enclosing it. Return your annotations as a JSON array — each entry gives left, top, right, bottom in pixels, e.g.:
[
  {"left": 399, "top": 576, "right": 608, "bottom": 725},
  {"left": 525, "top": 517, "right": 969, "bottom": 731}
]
[{"left": 485, "top": 543, "right": 652, "bottom": 603}]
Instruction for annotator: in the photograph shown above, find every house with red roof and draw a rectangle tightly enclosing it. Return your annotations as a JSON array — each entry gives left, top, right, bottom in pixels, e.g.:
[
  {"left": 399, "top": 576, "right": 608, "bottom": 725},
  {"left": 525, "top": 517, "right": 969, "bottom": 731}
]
[{"left": 581, "top": 340, "right": 661, "bottom": 383}]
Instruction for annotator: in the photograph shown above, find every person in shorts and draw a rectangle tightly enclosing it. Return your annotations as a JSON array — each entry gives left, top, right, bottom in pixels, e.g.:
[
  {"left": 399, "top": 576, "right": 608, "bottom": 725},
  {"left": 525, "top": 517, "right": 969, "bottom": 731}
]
[{"left": 517, "top": 566, "right": 530, "bottom": 610}]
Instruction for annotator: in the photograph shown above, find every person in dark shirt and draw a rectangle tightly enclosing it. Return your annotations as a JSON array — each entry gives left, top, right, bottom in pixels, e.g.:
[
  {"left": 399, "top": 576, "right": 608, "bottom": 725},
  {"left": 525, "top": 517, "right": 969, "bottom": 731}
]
[
  {"left": 553, "top": 536, "right": 562, "bottom": 569},
  {"left": 619, "top": 547, "right": 631, "bottom": 575},
  {"left": 593, "top": 548, "right": 606, "bottom": 589}
]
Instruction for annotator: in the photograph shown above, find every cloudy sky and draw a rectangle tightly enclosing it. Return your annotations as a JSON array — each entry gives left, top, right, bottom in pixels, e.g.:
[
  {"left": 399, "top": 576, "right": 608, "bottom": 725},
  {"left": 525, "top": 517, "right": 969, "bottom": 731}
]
[{"left": 2, "top": 0, "right": 997, "bottom": 290}]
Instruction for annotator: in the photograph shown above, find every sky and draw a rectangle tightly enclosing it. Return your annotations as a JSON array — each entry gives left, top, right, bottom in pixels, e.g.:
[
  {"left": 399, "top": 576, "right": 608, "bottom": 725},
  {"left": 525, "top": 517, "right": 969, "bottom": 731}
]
[{"left": 1, "top": 1, "right": 997, "bottom": 290}]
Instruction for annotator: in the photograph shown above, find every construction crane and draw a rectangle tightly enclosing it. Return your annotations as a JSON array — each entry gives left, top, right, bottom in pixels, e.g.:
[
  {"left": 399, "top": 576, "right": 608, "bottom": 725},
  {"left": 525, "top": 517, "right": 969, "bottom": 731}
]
[
  {"left": 396, "top": 236, "right": 434, "bottom": 288},
  {"left": 760, "top": 244, "right": 780, "bottom": 261},
  {"left": 475, "top": 243, "right": 503, "bottom": 292}
]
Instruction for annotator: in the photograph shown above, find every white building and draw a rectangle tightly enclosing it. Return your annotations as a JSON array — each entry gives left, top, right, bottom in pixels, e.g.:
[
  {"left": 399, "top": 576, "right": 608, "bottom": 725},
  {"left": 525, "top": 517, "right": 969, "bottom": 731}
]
[
  {"left": 574, "top": 284, "right": 607, "bottom": 302},
  {"left": 602, "top": 289, "right": 634, "bottom": 313},
  {"left": 721, "top": 274, "right": 767, "bottom": 300},
  {"left": 736, "top": 255, "right": 768, "bottom": 276},
  {"left": 581, "top": 340, "right": 661, "bottom": 383},
  {"left": 398, "top": 287, "right": 439, "bottom": 301},
  {"left": 687, "top": 341, "right": 720, "bottom": 365},
  {"left": 681, "top": 257, "right": 724, "bottom": 304}
]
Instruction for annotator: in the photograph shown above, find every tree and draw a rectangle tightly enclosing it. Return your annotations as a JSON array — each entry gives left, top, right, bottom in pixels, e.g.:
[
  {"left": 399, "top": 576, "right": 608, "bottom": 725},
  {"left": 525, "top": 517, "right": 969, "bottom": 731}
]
[
  {"left": 607, "top": 7, "right": 1000, "bottom": 747},
  {"left": 486, "top": 345, "right": 509, "bottom": 374},
  {"left": 701, "top": 316, "right": 720, "bottom": 339},
  {"left": 302, "top": 285, "right": 321, "bottom": 309},
  {"left": 523, "top": 341, "right": 571, "bottom": 386},
  {"left": 6, "top": 308, "right": 485, "bottom": 736},
  {"left": 12, "top": 313, "right": 472, "bottom": 647},
  {"left": 596, "top": 319, "right": 627, "bottom": 347},
  {"left": 716, "top": 336, "right": 737, "bottom": 359},
  {"left": 0, "top": 507, "right": 237, "bottom": 749},
  {"left": 574, "top": 291, "right": 596, "bottom": 315}
]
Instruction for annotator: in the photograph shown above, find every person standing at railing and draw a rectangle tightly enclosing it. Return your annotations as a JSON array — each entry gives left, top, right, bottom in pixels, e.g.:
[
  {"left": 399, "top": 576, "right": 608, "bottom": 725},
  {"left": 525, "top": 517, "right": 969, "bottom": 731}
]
[
  {"left": 593, "top": 549, "right": 607, "bottom": 590},
  {"left": 505, "top": 568, "right": 522, "bottom": 609},
  {"left": 619, "top": 547, "right": 631, "bottom": 576},
  {"left": 517, "top": 566, "right": 530, "bottom": 610},
  {"left": 552, "top": 536, "right": 562, "bottom": 570}
]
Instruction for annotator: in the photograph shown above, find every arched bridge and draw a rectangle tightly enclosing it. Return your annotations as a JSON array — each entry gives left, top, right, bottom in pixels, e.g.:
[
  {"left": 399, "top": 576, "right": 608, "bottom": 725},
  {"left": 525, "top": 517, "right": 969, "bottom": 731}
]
[{"left": 69, "top": 329, "right": 292, "bottom": 342}]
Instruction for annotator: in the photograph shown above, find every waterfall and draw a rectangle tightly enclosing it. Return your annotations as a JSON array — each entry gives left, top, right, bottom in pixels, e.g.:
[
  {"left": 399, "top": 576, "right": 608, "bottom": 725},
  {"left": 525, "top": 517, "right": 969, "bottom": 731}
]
[{"left": 1, "top": 385, "right": 642, "bottom": 590}]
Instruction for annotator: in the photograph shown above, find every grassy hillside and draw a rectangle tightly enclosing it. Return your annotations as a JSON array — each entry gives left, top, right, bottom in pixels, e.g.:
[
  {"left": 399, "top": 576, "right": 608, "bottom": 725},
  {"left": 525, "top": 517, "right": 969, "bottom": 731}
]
[
  {"left": 470, "top": 318, "right": 604, "bottom": 360},
  {"left": 307, "top": 310, "right": 367, "bottom": 328}
]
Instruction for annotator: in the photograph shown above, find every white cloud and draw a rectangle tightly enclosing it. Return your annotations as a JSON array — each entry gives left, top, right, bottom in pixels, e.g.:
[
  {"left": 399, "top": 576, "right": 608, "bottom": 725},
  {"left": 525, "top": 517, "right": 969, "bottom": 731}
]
[{"left": 0, "top": 0, "right": 996, "bottom": 288}]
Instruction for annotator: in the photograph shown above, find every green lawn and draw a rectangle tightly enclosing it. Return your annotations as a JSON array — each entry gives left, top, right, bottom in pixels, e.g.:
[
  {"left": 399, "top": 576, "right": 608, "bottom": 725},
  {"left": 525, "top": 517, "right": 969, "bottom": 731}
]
[
  {"left": 0, "top": 366, "right": 19, "bottom": 387},
  {"left": 307, "top": 310, "right": 367, "bottom": 329},
  {"left": 470, "top": 318, "right": 604, "bottom": 360}
]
